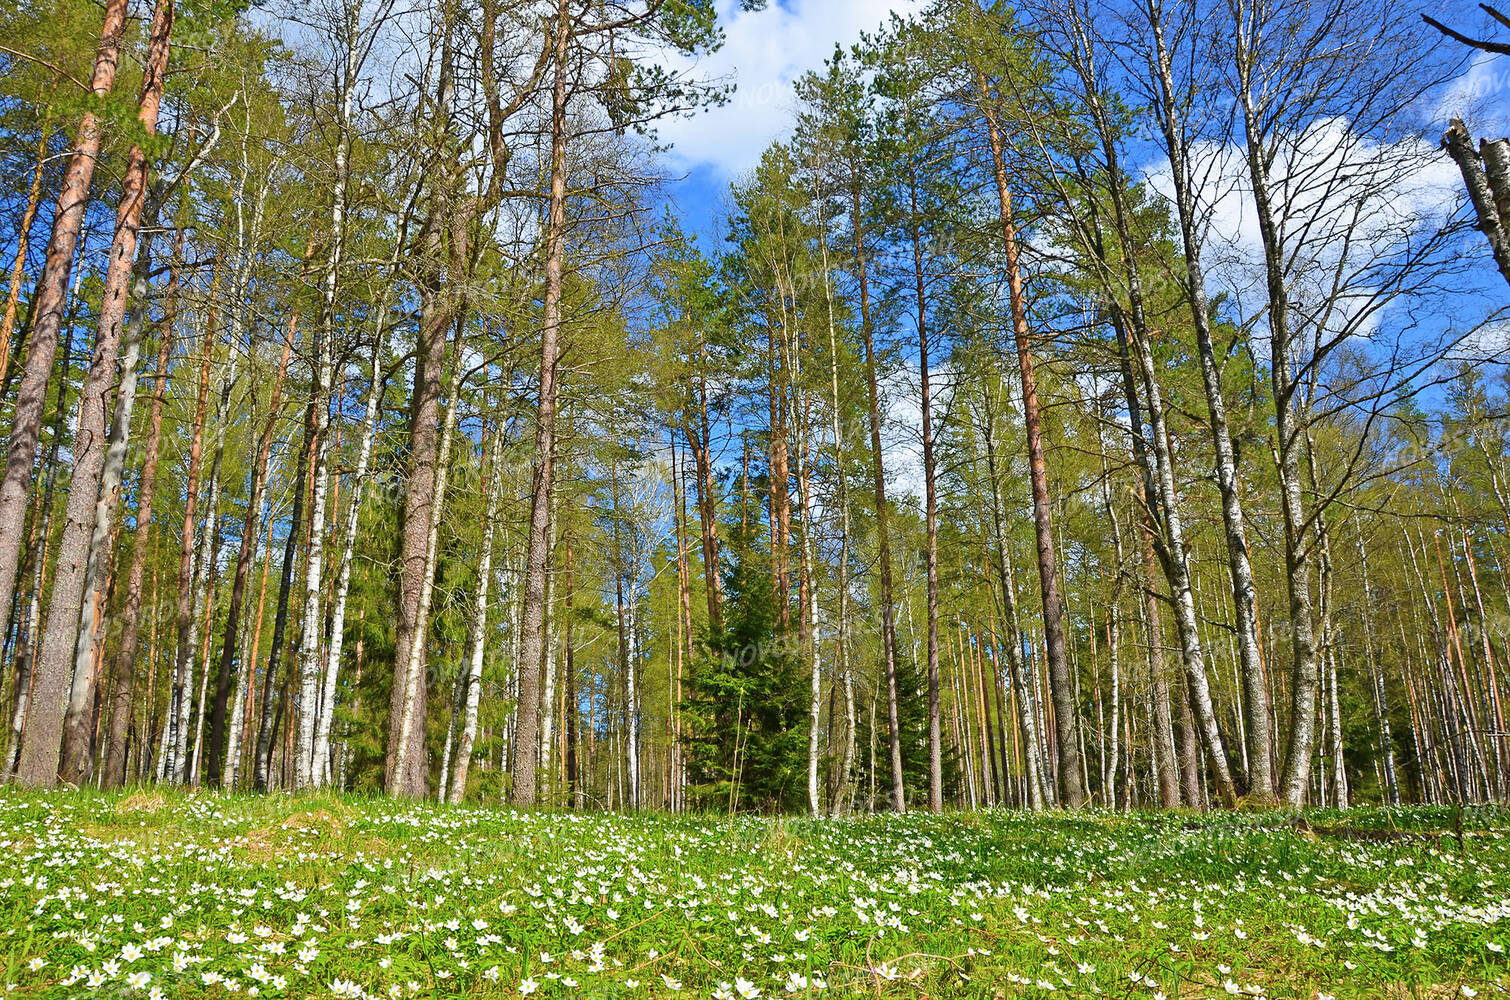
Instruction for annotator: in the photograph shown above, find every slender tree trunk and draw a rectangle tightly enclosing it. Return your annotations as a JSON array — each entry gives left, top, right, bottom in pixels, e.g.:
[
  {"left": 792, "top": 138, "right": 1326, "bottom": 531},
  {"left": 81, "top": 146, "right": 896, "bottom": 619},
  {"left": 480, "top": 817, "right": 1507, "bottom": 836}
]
[
  {"left": 226, "top": 501, "right": 272, "bottom": 790},
  {"left": 162, "top": 295, "right": 217, "bottom": 783},
  {"left": 1144, "top": 5, "right": 1273, "bottom": 802},
  {"left": 447, "top": 414, "right": 504, "bottom": 804},
  {"left": 1232, "top": 43, "right": 1321, "bottom": 808},
  {"left": 980, "top": 93, "right": 1084, "bottom": 808},
  {"left": 1138, "top": 499, "right": 1182, "bottom": 809},
  {"left": 0, "top": 0, "right": 131, "bottom": 645},
  {"left": 904, "top": 164, "right": 943, "bottom": 813},
  {"left": 511, "top": 0, "right": 570, "bottom": 808},
  {"left": 687, "top": 369, "right": 723, "bottom": 631},
  {"left": 980, "top": 388, "right": 1048, "bottom": 810},
  {"left": 847, "top": 162, "right": 906, "bottom": 813},
  {"left": 0, "top": 127, "right": 50, "bottom": 395},
  {"left": 254, "top": 400, "right": 313, "bottom": 791},
  {"left": 207, "top": 301, "right": 291, "bottom": 786},
  {"left": 101, "top": 232, "right": 179, "bottom": 787},
  {"left": 313, "top": 327, "right": 389, "bottom": 789}
]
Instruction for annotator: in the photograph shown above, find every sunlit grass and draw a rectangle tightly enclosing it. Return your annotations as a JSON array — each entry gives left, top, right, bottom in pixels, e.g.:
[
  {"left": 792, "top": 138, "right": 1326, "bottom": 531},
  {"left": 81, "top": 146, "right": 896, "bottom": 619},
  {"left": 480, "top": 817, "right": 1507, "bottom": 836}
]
[{"left": 0, "top": 788, "right": 1503, "bottom": 998}]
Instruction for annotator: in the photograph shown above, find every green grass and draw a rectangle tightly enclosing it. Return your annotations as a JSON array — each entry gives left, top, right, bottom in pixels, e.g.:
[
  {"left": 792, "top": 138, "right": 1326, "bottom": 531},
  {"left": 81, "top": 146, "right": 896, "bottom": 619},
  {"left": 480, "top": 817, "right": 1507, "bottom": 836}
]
[{"left": 0, "top": 789, "right": 1504, "bottom": 999}]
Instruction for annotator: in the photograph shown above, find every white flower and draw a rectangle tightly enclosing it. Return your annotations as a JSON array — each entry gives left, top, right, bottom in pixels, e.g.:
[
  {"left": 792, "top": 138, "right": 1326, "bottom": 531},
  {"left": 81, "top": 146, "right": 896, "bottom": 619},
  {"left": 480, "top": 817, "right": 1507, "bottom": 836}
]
[
  {"left": 662, "top": 974, "right": 683, "bottom": 991},
  {"left": 783, "top": 972, "right": 810, "bottom": 992},
  {"left": 520, "top": 976, "right": 540, "bottom": 996},
  {"left": 1224, "top": 981, "right": 1241, "bottom": 995},
  {"left": 127, "top": 971, "right": 152, "bottom": 989},
  {"left": 1461, "top": 988, "right": 1477, "bottom": 999},
  {"left": 26, "top": 957, "right": 44, "bottom": 971},
  {"left": 735, "top": 976, "right": 762, "bottom": 999}
]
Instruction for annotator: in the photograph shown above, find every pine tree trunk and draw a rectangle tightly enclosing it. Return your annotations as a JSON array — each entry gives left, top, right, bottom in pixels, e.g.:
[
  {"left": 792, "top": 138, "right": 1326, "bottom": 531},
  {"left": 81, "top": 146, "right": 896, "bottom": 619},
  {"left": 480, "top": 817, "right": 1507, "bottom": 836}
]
[
  {"left": 19, "top": 0, "right": 174, "bottom": 788},
  {"left": 0, "top": 128, "right": 50, "bottom": 394},
  {"left": 4, "top": 316, "right": 75, "bottom": 778},
  {"left": 979, "top": 92, "right": 1084, "bottom": 809},
  {"left": 979, "top": 387, "right": 1048, "bottom": 810},
  {"left": 848, "top": 162, "right": 906, "bottom": 813},
  {"left": 0, "top": 0, "right": 131, "bottom": 646}
]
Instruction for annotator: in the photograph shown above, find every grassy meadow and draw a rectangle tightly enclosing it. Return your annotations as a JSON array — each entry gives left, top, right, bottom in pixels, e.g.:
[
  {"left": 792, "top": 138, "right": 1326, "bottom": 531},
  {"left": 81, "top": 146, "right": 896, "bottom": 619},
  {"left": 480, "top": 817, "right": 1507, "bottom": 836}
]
[{"left": 0, "top": 790, "right": 1504, "bottom": 999}]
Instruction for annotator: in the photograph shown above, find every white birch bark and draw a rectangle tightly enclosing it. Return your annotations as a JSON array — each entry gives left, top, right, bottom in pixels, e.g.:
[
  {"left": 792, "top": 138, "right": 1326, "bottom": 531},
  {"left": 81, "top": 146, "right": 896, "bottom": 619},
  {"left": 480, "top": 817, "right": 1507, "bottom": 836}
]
[
  {"left": 449, "top": 423, "right": 504, "bottom": 804},
  {"left": 294, "top": 56, "right": 356, "bottom": 791},
  {"left": 311, "top": 295, "right": 395, "bottom": 786},
  {"left": 625, "top": 596, "right": 640, "bottom": 810}
]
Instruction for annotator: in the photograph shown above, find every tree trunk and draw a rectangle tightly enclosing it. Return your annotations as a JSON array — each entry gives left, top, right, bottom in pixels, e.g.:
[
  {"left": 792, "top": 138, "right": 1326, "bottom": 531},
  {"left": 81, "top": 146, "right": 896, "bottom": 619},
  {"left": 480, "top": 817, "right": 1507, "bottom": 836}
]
[
  {"left": 1235, "top": 74, "right": 1321, "bottom": 808},
  {"left": 847, "top": 160, "right": 906, "bottom": 813},
  {"left": 1444, "top": 118, "right": 1510, "bottom": 287},
  {"left": 451, "top": 417, "right": 506, "bottom": 804},
  {"left": 979, "top": 387, "right": 1048, "bottom": 809},
  {"left": 980, "top": 92, "right": 1084, "bottom": 808},
  {"left": 207, "top": 299, "right": 291, "bottom": 787},
  {"left": 688, "top": 340, "right": 722, "bottom": 630},
  {"left": 510, "top": 0, "right": 570, "bottom": 808},
  {"left": 4, "top": 311, "right": 76, "bottom": 778},
  {"left": 1144, "top": 7, "right": 1273, "bottom": 802},
  {"left": 159, "top": 286, "right": 219, "bottom": 783},
  {"left": 253, "top": 402, "right": 311, "bottom": 790},
  {"left": 100, "top": 230, "right": 180, "bottom": 787},
  {"left": 905, "top": 164, "right": 943, "bottom": 814},
  {"left": 0, "top": 0, "right": 131, "bottom": 648},
  {"left": 1139, "top": 500, "right": 1182, "bottom": 810},
  {"left": 0, "top": 128, "right": 50, "bottom": 395},
  {"left": 18, "top": 0, "right": 174, "bottom": 788}
]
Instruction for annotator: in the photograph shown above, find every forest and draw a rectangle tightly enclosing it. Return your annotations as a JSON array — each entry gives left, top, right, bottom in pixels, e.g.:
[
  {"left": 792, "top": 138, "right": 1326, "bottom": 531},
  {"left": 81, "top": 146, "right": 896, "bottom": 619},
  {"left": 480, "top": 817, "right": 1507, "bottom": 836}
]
[{"left": 1, "top": 0, "right": 1509, "bottom": 820}]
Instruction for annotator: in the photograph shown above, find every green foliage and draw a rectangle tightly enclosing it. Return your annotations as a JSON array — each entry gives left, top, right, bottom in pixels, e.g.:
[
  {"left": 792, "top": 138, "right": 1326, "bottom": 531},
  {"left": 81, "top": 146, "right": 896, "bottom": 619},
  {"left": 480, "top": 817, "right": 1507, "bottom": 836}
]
[{"left": 682, "top": 521, "right": 807, "bottom": 813}]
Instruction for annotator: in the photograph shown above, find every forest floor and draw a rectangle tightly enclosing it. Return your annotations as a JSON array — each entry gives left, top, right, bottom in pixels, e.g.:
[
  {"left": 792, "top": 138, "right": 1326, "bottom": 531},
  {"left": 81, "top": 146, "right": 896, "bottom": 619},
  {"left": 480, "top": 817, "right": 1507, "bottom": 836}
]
[{"left": 0, "top": 790, "right": 1504, "bottom": 999}]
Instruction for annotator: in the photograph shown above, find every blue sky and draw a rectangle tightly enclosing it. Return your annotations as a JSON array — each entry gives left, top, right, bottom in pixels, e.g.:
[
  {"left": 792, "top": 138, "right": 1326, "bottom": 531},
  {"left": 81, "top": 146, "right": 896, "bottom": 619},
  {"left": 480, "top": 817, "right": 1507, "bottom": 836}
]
[{"left": 655, "top": 0, "right": 924, "bottom": 243}]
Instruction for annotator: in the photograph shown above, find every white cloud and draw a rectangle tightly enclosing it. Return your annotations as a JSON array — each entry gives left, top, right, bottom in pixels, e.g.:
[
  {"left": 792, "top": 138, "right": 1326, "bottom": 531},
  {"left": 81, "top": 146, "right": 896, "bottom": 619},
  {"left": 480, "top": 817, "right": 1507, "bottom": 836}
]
[
  {"left": 657, "top": 0, "right": 924, "bottom": 179},
  {"left": 1141, "top": 114, "right": 1462, "bottom": 347},
  {"left": 1433, "top": 51, "right": 1510, "bottom": 137}
]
